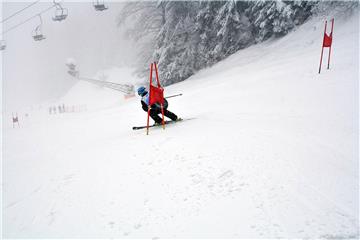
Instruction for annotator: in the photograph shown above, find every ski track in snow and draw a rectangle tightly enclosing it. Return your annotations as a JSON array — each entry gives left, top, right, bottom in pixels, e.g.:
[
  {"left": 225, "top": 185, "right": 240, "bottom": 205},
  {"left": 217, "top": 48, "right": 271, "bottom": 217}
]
[{"left": 2, "top": 13, "right": 359, "bottom": 238}]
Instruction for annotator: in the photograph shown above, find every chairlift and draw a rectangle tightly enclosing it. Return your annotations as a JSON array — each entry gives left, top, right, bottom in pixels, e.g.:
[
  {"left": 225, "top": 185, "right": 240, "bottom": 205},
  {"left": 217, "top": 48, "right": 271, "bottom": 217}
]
[
  {"left": 32, "top": 26, "right": 46, "bottom": 41},
  {"left": 0, "top": 40, "right": 6, "bottom": 51},
  {"left": 93, "top": 0, "right": 108, "bottom": 11},
  {"left": 52, "top": 1, "right": 68, "bottom": 22},
  {"left": 32, "top": 15, "right": 46, "bottom": 41}
]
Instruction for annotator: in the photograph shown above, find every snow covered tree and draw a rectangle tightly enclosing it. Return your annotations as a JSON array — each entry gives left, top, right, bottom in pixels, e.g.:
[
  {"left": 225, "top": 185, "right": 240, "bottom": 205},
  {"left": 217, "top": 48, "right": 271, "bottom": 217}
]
[
  {"left": 118, "top": 1, "right": 166, "bottom": 79},
  {"left": 246, "top": 0, "right": 314, "bottom": 42},
  {"left": 193, "top": 1, "right": 224, "bottom": 67},
  {"left": 312, "top": 1, "right": 359, "bottom": 18},
  {"left": 212, "top": 1, "right": 253, "bottom": 60}
]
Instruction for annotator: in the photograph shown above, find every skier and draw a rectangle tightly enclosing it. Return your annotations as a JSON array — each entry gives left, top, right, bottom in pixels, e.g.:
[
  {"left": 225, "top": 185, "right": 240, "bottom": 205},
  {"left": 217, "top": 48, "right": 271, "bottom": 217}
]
[{"left": 137, "top": 86, "right": 179, "bottom": 125}]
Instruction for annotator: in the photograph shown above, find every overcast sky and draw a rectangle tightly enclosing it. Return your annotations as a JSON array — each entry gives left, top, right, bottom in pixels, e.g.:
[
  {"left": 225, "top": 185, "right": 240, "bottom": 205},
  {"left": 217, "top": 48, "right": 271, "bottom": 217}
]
[{"left": 1, "top": 1, "right": 136, "bottom": 112}]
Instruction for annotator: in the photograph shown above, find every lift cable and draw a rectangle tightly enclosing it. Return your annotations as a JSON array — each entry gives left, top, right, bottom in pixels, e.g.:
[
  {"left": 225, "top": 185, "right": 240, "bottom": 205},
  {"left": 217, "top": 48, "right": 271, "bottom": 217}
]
[
  {"left": 1, "top": 0, "right": 41, "bottom": 23},
  {"left": 2, "top": 4, "right": 55, "bottom": 35}
]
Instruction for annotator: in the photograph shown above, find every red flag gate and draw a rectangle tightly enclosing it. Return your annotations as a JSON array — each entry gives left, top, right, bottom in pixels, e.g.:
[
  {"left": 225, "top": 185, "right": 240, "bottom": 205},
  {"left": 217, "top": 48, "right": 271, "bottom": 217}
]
[
  {"left": 319, "top": 18, "right": 334, "bottom": 74},
  {"left": 146, "top": 62, "right": 165, "bottom": 135}
]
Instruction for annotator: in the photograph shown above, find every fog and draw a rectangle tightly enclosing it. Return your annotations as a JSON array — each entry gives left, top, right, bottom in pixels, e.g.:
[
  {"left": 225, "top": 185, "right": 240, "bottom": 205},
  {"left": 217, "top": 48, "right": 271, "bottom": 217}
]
[{"left": 1, "top": 1, "right": 136, "bottom": 112}]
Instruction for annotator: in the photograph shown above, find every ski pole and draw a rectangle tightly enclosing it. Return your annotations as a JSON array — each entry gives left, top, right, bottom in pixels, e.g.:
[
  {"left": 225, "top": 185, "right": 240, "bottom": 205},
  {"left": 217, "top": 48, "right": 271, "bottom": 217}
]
[{"left": 165, "top": 93, "right": 182, "bottom": 99}]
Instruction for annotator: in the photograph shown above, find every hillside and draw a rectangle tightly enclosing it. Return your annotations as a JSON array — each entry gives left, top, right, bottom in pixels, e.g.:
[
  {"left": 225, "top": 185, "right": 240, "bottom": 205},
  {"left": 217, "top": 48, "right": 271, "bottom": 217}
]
[{"left": 2, "top": 12, "right": 359, "bottom": 238}]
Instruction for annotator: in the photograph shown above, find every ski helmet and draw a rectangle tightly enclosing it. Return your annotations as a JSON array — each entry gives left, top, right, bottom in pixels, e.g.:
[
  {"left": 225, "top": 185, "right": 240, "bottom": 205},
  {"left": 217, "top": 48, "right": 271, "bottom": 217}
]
[{"left": 137, "top": 86, "right": 146, "bottom": 96}]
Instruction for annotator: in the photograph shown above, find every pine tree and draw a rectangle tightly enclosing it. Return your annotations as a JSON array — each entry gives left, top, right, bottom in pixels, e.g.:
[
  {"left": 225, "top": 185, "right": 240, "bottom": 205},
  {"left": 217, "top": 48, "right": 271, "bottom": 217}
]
[
  {"left": 212, "top": 0, "right": 253, "bottom": 59},
  {"left": 154, "top": 1, "right": 198, "bottom": 85},
  {"left": 194, "top": 1, "right": 224, "bottom": 67}
]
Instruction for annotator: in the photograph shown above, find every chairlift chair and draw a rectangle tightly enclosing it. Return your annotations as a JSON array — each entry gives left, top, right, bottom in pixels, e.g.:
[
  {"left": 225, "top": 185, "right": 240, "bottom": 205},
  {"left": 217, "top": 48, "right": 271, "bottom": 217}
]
[
  {"left": 93, "top": 0, "right": 108, "bottom": 11},
  {"left": 53, "top": 7, "right": 68, "bottom": 21},
  {"left": 0, "top": 40, "right": 6, "bottom": 51},
  {"left": 32, "top": 26, "right": 46, "bottom": 41},
  {"left": 32, "top": 15, "right": 46, "bottom": 41}
]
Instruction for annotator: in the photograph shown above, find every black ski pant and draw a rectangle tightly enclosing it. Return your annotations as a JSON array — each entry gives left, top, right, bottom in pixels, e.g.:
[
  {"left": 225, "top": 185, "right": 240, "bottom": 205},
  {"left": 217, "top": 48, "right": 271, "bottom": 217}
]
[{"left": 150, "top": 108, "right": 177, "bottom": 124}]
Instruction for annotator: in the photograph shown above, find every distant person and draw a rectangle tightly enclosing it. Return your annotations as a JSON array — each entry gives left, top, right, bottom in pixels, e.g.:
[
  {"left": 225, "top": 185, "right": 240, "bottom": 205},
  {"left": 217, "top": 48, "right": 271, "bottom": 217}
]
[
  {"left": 12, "top": 113, "right": 20, "bottom": 128},
  {"left": 137, "top": 86, "right": 179, "bottom": 125}
]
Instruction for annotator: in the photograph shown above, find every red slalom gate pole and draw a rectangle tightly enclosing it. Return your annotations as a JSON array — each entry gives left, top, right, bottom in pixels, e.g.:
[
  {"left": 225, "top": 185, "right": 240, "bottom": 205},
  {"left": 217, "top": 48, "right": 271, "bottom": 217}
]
[
  {"left": 327, "top": 18, "right": 334, "bottom": 69},
  {"left": 154, "top": 62, "right": 161, "bottom": 87},
  {"left": 318, "top": 46, "right": 325, "bottom": 74},
  {"left": 154, "top": 62, "right": 165, "bottom": 129},
  {"left": 161, "top": 105, "right": 165, "bottom": 130},
  {"left": 146, "top": 109, "right": 150, "bottom": 135},
  {"left": 318, "top": 20, "right": 327, "bottom": 74},
  {"left": 146, "top": 63, "right": 153, "bottom": 135}
]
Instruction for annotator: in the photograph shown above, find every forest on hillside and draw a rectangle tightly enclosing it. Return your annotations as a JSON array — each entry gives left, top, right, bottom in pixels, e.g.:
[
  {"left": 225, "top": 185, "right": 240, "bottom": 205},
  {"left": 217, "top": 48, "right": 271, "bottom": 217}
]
[{"left": 118, "top": 1, "right": 358, "bottom": 86}]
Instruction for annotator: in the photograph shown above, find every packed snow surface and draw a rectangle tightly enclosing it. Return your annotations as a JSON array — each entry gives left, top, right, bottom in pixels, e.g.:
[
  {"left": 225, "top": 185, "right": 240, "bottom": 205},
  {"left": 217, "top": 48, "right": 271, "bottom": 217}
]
[{"left": 3, "top": 13, "right": 359, "bottom": 238}]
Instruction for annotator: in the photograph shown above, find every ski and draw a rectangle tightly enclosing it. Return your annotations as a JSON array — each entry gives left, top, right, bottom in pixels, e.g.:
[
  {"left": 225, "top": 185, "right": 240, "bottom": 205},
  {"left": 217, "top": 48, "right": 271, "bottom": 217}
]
[{"left": 132, "top": 118, "right": 193, "bottom": 130}]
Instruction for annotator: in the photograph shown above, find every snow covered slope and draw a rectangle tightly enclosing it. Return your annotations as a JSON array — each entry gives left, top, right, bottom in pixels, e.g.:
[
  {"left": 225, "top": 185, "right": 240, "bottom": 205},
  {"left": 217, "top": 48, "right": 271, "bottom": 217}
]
[{"left": 2, "top": 13, "right": 359, "bottom": 238}]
